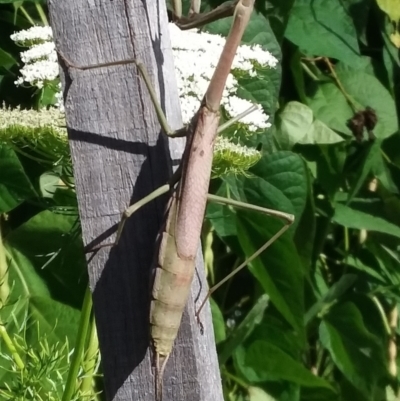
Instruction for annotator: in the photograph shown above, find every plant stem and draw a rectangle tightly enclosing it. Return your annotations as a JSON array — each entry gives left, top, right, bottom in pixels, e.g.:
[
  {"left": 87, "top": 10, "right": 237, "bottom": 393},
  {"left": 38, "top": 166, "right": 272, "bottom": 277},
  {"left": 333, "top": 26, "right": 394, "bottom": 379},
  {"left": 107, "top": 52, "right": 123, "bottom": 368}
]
[
  {"left": 0, "top": 226, "right": 10, "bottom": 305},
  {"left": 80, "top": 312, "right": 99, "bottom": 396},
  {"left": 222, "top": 368, "right": 248, "bottom": 390},
  {"left": 35, "top": 4, "right": 49, "bottom": 25},
  {"left": 0, "top": 322, "right": 25, "bottom": 370},
  {"left": 62, "top": 285, "right": 93, "bottom": 401},
  {"left": 19, "top": 6, "right": 35, "bottom": 26}
]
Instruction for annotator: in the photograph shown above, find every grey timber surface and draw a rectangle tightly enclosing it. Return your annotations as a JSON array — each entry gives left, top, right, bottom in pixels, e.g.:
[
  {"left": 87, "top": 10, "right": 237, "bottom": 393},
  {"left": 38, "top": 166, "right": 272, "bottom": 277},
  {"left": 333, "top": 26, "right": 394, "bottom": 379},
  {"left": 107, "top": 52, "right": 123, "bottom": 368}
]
[{"left": 48, "top": 0, "right": 223, "bottom": 400}]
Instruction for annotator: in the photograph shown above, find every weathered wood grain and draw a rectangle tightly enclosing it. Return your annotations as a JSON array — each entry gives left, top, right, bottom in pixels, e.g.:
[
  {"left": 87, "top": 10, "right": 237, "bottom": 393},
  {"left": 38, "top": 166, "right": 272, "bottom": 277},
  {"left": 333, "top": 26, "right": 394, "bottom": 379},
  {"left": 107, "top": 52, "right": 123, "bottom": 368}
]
[{"left": 48, "top": 0, "right": 223, "bottom": 400}]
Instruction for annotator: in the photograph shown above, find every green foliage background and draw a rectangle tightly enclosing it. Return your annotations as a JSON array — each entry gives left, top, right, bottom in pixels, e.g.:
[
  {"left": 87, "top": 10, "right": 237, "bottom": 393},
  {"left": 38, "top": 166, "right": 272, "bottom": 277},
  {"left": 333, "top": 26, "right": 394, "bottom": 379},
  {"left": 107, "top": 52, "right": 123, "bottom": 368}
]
[{"left": 0, "top": 0, "right": 400, "bottom": 400}]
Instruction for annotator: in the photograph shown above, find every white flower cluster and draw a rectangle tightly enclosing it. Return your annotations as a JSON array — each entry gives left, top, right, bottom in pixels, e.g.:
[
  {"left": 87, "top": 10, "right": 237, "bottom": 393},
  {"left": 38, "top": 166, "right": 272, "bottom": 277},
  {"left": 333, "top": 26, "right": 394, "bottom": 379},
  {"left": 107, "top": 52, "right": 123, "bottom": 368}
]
[
  {"left": 11, "top": 26, "right": 58, "bottom": 89},
  {"left": 10, "top": 23, "right": 278, "bottom": 175},
  {"left": 0, "top": 103, "right": 65, "bottom": 132},
  {"left": 169, "top": 23, "right": 277, "bottom": 131},
  {"left": 10, "top": 26, "right": 53, "bottom": 45}
]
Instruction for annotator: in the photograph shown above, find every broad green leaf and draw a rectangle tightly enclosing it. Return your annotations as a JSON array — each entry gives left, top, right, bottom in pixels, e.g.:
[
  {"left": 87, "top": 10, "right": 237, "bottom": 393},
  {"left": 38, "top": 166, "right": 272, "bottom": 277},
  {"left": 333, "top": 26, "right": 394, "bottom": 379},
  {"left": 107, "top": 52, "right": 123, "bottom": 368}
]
[
  {"left": 0, "top": 144, "right": 37, "bottom": 213},
  {"left": 319, "top": 302, "right": 388, "bottom": 396},
  {"left": 28, "top": 296, "right": 80, "bottom": 345},
  {"left": 39, "top": 84, "right": 58, "bottom": 107},
  {"left": 238, "top": 340, "right": 336, "bottom": 392},
  {"left": 277, "top": 102, "right": 313, "bottom": 148},
  {"left": 308, "top": 70, "right": 397, "bottom": 138},
  {"left": 341, "top": 0, "right": 370, "bottom": 45},
  {"left": 249, "top": 151, "right": 308, "bottom": 233},
  {"left": 277, "top": 102, "right": 344, "bottom": 148},
  {"left": 376, "top": 0, "right": 400, "bottom": 22},
  {"left": 303, "top": 120, "right": 344, "bottom": 145},
  {"left": 249, "top": 315, "right": 304, "bottom": 359},
  {"left": 39, "top": 170, "right": 63, "bottom": 198},
  {"left": 208, "top": 151, "right": 307, "bottom": 239},
  {"left": 209, "top": 152, "right": 307, "bottom": 335},
  {"left": 6, "top": 210, "right": 86, "bottom": 308},
  {"left": 333, "top": 202, "right": 400, "bottom": 238},
  {"left": 259, "top": 0, "right": 296, "bottom": 44},
  {"left": 5, "top": 246, "right": 50, "bottom": 299},
  {"left": 285, "top": 0, "right": 360, "bottom": 64},
  {"left": 0, "top": 48, "right": 17, "bottom": 70},
  {"left": 293, "top": 169, "right": 315, "bottom": 271},
  {"left": 218, "top": 294, "right": 269, "bottom": 364},
  {"left": 236, "top": 212, "right": 305, "bottom": 337}
]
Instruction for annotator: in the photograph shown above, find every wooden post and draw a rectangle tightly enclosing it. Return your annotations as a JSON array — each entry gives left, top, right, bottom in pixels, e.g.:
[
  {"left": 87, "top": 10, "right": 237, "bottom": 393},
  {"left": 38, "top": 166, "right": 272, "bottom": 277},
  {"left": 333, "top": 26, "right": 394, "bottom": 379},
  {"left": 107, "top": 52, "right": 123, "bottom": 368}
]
[{"left": 48, "top": 1, "right": 223, "bottom": 400}]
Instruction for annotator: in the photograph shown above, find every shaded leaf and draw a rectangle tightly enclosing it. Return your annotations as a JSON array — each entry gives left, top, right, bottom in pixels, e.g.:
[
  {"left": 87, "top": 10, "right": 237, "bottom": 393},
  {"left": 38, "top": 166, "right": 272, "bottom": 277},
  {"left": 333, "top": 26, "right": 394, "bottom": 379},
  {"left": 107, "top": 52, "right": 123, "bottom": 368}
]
[
  {"left": 238, "top": 340, "right": 336, "bottom": 392},
  {"left": 319, "top": 302, "right": 388, "bottom": 396},
  {"left": 218, "top": 294, "right": 269, "bottom": 364},
  {"left": 286, "top": 0, "right": 360, "bottom": 64},
  {"left": 308, "top": 70, "right": 397, "bottom": 138},
  {"left": 0, "top": 145, "right": 37, "bottom": 213},
  {"left": 237, "top": 212, "right": 305, "bottom": 338},
  {"left": 333, "top": 202, "right": 400, "bottom": 238}
]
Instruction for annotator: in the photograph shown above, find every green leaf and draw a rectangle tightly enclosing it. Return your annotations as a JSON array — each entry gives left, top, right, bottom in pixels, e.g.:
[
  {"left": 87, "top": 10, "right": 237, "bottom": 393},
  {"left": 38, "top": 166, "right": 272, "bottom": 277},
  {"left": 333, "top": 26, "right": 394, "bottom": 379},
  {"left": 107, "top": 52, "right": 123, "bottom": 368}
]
[
  {"left": 208, "top": 151, "right": 307, "bottom": 239},
  {"left": 28, "top": 296, "right": 80, "bottom": 345},
  {"left": 277, "top": 102, "right": 344, "bottom": 148},
  {"left": 218, "top": 294, "right": 269, "bottom": 365},
  {"left": 285, "top": 0, "right": 360, "bottom": 64},
  {"left": 6, "top": 247, "right": 50, "bottom": 299},
  {"left": 39, "top": 170, "right": 62, "bottom": 198},
  {"left": 238, "top": 340, "right": 336, "bottom": 391},
  {"left": 307, "top": 70, "right": 397, "bottom": 138},
  {"left": 249, "top": 151, "right": 308, "bottom": 233},
  {"left": 237, "top": 212, "right": 305, "bottom": 338},
  {"left": 319, "top": 302, "right": 388, "bottom": 396},
  {"left": 0, "top": 48, "right": 17, "bottom": 70},
  {"left": 6, "top": 210, "right": 86, "bottom": 308},
  {"left": 333, "top": 202, "right": 400, "bottom": 238},
  {"left": 209, "top": 152, "right": 307, "bottom": 336},
  {"left": 376, "top": 0, "right": 400, "bottom": 22},
  {"left": 39, "top": 84, "right": 58, "bottom": 107},
  {"left": 293, "top": 169, "right": 316, "bottom": 271},
  {"left": 0, "top": 144, "right": 37, "bottom": 213},
  {"left": 249, "top": 315, "right": 304, "bottom": 359}
]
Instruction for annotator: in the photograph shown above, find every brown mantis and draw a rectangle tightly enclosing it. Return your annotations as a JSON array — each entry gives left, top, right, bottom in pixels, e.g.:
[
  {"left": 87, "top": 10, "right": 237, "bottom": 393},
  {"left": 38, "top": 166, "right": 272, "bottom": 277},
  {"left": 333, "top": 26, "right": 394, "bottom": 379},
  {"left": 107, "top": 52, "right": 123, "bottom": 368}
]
[{"left": 56, "top": 0, "right": 294, "bottom": 399}]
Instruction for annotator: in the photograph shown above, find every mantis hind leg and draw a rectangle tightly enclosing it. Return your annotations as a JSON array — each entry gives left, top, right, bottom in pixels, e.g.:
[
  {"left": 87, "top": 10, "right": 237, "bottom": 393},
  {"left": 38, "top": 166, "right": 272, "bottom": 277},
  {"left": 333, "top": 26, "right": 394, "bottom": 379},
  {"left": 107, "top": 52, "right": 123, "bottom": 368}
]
[{"left": 195, "top": 193, "right": 295, "bottom": 322}]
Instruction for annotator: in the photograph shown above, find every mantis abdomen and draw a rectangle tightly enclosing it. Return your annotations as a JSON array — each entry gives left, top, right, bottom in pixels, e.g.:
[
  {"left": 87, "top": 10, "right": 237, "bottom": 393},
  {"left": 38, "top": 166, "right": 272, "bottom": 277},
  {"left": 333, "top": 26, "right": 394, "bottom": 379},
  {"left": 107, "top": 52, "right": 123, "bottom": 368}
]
[
  {"left": 150, "top": 193, "right": 196, "bottom": 360},
  {"left": 150, "top": 107, "right": 220, "bottom": 361}
]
